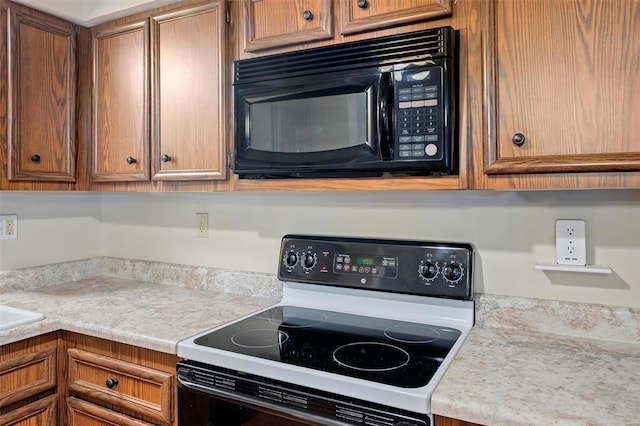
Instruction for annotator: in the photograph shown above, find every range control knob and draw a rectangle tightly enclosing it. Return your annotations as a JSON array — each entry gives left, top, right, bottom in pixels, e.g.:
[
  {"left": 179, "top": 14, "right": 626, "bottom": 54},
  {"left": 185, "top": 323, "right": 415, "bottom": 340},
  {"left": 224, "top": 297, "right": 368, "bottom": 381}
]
[
  {"left": 443, "top": 263, "right": 464, "bottom": 283},
  {"left": 418, "top": 261, "right": 439, "bottom": 280},
  {"left": 283, "top": 251, "right": 298, "bottom": 268},
  {"left": 302, "top": 252, "right": 317, "bottom": 270}
]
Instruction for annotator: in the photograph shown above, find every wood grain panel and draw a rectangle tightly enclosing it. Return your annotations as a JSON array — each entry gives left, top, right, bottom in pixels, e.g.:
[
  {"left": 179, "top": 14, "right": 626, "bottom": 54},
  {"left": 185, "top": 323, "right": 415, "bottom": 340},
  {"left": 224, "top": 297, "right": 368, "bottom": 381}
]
[
  {"left": 67, "top": 397, "right": 154, "bottom": 426},
  {"left": 486, "top": 0, "right": 640, "bottom": 174},
  {"left": 151, "top": 1, "right": 227, "bottom": 181},
  {"left": 0, "top": 346, "right": 56, "bottom": 408},
  {"left": 0, "top": 394, "right": 57, "bottom": 426},
  {"left": 6, "top": 4, "right": 76, "bottom": 183},
  {"left": 68, "top": 348, "right": 172, "bottom": 425},
  {"left": 435, "top": 415, "right": 483, "bottom": 426},
  {"left": 91, "top": 20, "right": 150, "bottom": 182},
  {"left": 243, "top": 0, "right": 333, "bottom": 52},
  {"left": 340, "top": 0, "right": 453, "bottom": 35}
]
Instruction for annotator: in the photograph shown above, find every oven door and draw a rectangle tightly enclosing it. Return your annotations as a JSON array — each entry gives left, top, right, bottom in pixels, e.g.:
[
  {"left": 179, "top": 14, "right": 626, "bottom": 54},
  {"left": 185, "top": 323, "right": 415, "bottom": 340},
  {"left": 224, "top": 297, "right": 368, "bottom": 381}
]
[{"left": 233, "top": 70, "right": 393, "bottom": 179}]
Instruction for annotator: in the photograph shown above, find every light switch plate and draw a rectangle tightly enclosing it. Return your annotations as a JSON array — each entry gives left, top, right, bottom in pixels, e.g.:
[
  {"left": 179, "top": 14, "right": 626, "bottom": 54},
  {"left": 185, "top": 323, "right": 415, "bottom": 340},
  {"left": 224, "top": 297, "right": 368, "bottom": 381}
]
[{"left": 555, "top": 219, "right": 586, "bottom": 265}]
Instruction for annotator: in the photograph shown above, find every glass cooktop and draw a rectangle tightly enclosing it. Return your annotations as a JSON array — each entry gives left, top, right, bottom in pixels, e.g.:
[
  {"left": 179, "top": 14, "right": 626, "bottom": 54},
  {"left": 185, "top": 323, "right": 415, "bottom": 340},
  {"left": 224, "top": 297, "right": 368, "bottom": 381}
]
[{"left": 193, "top": 306, "right": 461, "bottom": 388}]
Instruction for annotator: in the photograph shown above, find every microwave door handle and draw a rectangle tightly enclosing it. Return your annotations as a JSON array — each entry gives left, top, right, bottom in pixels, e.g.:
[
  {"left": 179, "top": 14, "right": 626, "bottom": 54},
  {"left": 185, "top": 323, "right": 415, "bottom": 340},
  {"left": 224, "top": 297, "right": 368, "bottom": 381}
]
[{"left": 378, "top": 72, "right": 393, "bottom": 160}]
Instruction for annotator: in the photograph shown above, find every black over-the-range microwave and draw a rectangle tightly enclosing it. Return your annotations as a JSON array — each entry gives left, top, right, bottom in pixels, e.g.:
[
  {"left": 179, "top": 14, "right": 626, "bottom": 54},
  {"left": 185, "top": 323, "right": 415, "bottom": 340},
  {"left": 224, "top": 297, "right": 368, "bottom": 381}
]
[{"left": 232, "top": 26, "right": 458, "bottom": 179}]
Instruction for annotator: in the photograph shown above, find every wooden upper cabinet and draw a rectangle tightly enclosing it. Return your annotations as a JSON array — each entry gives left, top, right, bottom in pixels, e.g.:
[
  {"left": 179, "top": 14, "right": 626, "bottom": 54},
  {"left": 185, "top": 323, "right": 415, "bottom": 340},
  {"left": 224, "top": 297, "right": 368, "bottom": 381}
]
[
  {"left": 485, "top": 0, "right": 640, "bottom": 176},
  {"left": 151, "top": 2, "right": 227, "bottom": 181},
  {"left": 91, "top": 20, "right": 150, "bottom": 182},
  {"left": 340, "top": 0, "right": 453, "bottom": 35},
  {"left": 7, "top": 6, "right": 77, "bottom": 182},
  {"left": 243, "top": 0, "right": 333, "bottom": 52}
]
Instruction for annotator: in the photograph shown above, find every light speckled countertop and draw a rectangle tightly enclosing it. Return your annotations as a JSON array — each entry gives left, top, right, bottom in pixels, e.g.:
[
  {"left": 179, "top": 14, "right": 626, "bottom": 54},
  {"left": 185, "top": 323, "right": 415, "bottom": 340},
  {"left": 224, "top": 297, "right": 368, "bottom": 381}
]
[
  {"left": 2, "top": 259, "right": 639, "bottom": 425},
  {"left": 0, "top": 276, "right": 278, "bottom": 353},
  {"left": 432, "top": 294, "right": 640, "bottom": 426}
]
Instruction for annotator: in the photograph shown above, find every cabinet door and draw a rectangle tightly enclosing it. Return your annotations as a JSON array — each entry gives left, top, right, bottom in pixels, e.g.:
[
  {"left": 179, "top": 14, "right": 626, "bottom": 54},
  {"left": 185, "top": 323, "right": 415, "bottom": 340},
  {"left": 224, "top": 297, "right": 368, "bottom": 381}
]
[
  {"left": 485, "top": 0, "right": 640, "bottom": 175},
  {"left": 7, "top": 7, "right": 76, "bottom": 182},
  {"left": 91, "top": 20, "right": 150, "bottom": 182},
  {"left": 151, "top": 2, "right": 227, "bottom": 181},
  {"left": 67, "top": 397, "right": 153, "bottom": 426},
  {"left": 243, "top": 0, "right": 333, "bottom": 52},
  {"left": 340, "top": 0, "right": 453, "bottom": 35},
  {"left": 0, "top": 394, "right": 57, "bottom": 426}
]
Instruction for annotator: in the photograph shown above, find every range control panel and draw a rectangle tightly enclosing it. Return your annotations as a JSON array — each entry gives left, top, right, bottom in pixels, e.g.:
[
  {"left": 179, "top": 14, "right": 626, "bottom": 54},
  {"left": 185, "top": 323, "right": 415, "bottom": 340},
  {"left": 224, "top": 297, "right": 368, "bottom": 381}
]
[{"left": 278, "top": 235, "right": 473, "bottom": 300}]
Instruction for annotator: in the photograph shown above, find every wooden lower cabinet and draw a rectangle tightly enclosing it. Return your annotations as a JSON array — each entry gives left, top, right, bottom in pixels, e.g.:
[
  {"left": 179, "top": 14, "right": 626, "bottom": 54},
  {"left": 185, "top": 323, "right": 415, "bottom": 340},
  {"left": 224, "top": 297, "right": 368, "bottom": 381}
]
[
  {"left": 63, "top": 332, "right": 180, "bottom": 426},
  {"left": 435, "top": 415, "right": 483, "bottom": 425},
  {"left": 67, "top": 397, "right": 154, "bottom": 426},
  {"left": 0, "top": 333, "right": 59, "bottom": 426}
]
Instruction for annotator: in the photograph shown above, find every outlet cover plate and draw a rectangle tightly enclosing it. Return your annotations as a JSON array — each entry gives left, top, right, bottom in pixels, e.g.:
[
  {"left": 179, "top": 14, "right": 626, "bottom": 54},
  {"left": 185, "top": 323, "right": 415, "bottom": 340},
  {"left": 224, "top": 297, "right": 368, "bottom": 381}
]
[
  {"left": 555, "top": 219, "right": 586, "bottom": 265},
  {"left": 0, "top": 214, "right": 18, "bottom": 240}
]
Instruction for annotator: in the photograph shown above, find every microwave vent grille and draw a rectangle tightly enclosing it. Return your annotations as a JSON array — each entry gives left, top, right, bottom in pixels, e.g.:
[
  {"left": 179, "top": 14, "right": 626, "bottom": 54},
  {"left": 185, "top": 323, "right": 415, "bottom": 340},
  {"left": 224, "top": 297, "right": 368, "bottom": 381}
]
[{"left": 235, "top": 26, "right": 454, "bottom": 84}]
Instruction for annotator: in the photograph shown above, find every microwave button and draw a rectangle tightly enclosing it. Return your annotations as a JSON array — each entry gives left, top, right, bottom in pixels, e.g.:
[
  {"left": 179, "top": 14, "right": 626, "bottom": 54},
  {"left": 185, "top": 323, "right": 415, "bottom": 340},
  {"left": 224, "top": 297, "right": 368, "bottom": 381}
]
[
  {"left": 426, "top": 114, "right": 437, "bottom": 120},
  {"left": 399, "top": 94, "right": 412, "bottom": 102},
  {"left": 399, "top": 136, "right": 412, "bottom": 143},
  {"left": 412, "top": 143, "right": 425, "bottom": 150},
  {"left": 412, "top": 121, "right": 426, "bottom": 128},
  {"left": 399, "top": 88, "right": 412, "bottom": 95},
  {"left": 400, "top": 129, "right": 411, "bottom": 136},
  {"left": 425, "top": 85, "right": 438, "bottom": 92},
  {"left": 411, "top": 93, "right": 426, "bottom": 101},
  {"left": 411, "top": 86, "right": 425, "bottom": 93},
  {"left": 400, "top": 116, "right": 411, "bottom": 123},
  {"left": 412, "top": 128, "right": 424, "bottom": 135},
  {"left": 399, "top": 109, "right": 411, "bottom": 116},
  {"left": 424, "top": 99, "right": 438, "bottom": 107},
  {"left": 425, "top": 144, "right": 438, "bottom": 156},
  {"left": 411, "top": 136, "right": 425, "bottom": 142},
  {"left": 400, "top": 122, "right": 411, "bottom": 129},
  {"left": 399, "top": 151, "right": 411, "bottom": 158},
  {"left": 426, "top": 127, "right": 437, "bottom": 134},
  {"left": 412, "top": 150, "right": 425, "bottom": 157},
  {"left": 425, "top": 92, "right": 438, "bottom": 99},
  {"left": 399, "top": 101, "right": 412, "bottom": 109},
  {"left": 399, "top": 144, "right": 412, "bottom": 151},
  {"left": 425, "top": 135, "right": 438, "bottom": 142}
]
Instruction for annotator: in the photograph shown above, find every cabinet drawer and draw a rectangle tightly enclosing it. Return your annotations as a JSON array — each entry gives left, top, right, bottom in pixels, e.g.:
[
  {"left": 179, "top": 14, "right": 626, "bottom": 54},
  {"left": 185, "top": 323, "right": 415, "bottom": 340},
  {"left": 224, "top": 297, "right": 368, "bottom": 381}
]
[
  {"left": 0, "top": 394, "right": 57, "bottom": 425},
  {"left": 68, "top": 348, "right": 173, "bottom": 425},
  {"left": 0, "top": 346, "right": 57, "bottom": 408},
  {"left": 68, "top": 397, "right": 155, "bottom": 426}
]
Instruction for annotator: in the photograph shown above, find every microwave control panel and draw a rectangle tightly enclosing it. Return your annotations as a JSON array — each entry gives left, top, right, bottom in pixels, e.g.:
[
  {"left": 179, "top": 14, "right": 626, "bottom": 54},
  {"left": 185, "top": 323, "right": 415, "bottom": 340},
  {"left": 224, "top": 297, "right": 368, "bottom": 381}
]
[{"left": 394, "top": 66, "right": 446, "bottom": 164}]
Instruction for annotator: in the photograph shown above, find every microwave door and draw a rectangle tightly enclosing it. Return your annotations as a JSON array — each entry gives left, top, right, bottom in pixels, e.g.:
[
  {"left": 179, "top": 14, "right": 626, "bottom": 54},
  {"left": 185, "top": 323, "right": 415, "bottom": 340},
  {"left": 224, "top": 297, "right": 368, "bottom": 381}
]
[{"left": 234, "top": 74, "right": 389, "bottom": 177}]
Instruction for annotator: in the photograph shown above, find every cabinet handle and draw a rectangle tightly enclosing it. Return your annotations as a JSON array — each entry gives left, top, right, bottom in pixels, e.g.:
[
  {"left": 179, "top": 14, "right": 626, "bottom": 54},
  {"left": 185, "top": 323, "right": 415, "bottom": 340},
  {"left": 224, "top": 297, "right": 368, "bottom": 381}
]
[
  {"left": 30, "top": 154, "right": 41, "bottom": 162},
  {"left": 126, "top": 156, "right": 137, "bottom": 164},
  {"left": 161, "top": 154, "right": 172, "bottom": 163},
  {"left": 302, "top": 10, "right": 314, "bottom": 21},
  {"left": 105, "top": 378, "right": 119, "bottom": 389},
  {"left": 512, "top": 133, "right": 526, "bottom": 146},
  {"left": 357, "top": 0, "right": 368, "bottom": 9}
]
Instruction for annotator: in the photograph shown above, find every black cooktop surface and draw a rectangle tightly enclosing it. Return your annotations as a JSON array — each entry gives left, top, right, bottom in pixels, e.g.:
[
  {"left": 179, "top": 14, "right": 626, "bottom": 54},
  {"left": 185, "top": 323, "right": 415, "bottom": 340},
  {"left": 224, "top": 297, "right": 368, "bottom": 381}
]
[{"left": 194, "top": 306, "right": 461, "bottom": 388}]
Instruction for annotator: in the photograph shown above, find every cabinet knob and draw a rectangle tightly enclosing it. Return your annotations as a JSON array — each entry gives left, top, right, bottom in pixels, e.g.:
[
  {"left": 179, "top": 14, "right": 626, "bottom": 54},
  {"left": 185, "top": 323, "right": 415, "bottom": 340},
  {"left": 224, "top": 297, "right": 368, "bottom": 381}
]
[
  {"left": 30, "top": 154, "right": 41, "bottom": 162},
  {"left": 105, "top": 378, "right": 119, "bottom": 389},
  {"left": 302, "top": 10, "right": 314, "bottom": 21},
  {"left": 357, "top": 0, "right": 368, "bottom": 9},
  {"left": 512, "top": 133, "right": 526, "bottom": 146},
  {"left": 126, "top": 156, "right": 137, "bottom": 164},
  {"left": 161, "top": 154, "right": 172, "bottom": 163}
]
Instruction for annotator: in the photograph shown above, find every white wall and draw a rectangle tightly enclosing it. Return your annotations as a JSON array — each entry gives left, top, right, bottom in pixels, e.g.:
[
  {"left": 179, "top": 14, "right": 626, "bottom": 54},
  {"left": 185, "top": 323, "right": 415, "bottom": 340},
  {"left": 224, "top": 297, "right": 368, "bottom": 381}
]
[
  {"left": 0, "top": 192, "right": 102, "bottom": 270},
  {"left": 99, "top": 190, "right": 640, "bottom": 308},
  {"left": 1, "top": 190, "right": 638, "bottom": 307}
]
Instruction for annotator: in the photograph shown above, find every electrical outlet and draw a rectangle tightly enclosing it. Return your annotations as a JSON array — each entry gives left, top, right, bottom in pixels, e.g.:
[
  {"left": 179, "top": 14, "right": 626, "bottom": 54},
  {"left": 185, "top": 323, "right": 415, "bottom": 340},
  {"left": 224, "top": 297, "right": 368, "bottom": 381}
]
[
  {"left": 0, "top": 214, "right": 18, "bottom": 240},
  {"left": 555, "top": 219, "right": 586, "bottom": 265},
  {"left": 196, "top": 213, "right": 208, "bottom": 238}
]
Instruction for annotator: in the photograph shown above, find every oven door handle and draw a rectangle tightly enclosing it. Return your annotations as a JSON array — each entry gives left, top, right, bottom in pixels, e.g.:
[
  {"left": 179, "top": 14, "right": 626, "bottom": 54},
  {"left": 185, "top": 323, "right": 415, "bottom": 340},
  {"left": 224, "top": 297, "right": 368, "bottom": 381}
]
[{"left": 178, "top": 375, "right": 352, "bottom": 426}]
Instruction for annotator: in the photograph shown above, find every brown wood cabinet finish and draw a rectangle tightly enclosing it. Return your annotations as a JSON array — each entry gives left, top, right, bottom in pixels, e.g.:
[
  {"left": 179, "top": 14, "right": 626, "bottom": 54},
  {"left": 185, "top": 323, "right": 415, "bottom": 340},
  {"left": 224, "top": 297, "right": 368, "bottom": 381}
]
[
  {"left": 0, "top": 394, "right": 57, "bottom": 426},
  {"left": 243, "top": 0, "right": 333, "bottom": 52},
  {"left": 6, "top": 5, "right": 77, "bottom": 183},
  {"left": 91, "top": 20, "right": 150, "bottom": 182},
  {"left": 64, "top": 332, "right": 179, "bottom": 426},
  {"left": 435, "top": 415, "right": 483, "bottom": 426},
  {"left": 68, "top": 348, "right": 173, "bottom": 425},
  {"left": 476, "top": 0, "right": 640, "bottom": 188},
  {"left": 340, "top": 0, "right": 453, "bottom": 35},
  {"left": 151, "top": 2, "right": 227, "bottom": 181},
  {"left": 67, "top": 397, "right": 155, "bottom": 426}
]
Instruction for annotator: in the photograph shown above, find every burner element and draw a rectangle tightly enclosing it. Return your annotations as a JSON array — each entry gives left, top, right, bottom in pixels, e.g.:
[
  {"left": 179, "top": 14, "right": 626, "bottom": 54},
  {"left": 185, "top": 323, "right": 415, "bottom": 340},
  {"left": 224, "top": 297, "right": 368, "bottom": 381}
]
[
  {"left": 259, "top": 307, "right": 328, "bottom": 328},
  {"left": 384, "top": 325, "right": 441, "bottom": 344},
  {"left": 333, "top": 342, "right": 410, "bottom": 372},
  {"left": 231, "top": 329, "right": 289, "bottom": 349}
]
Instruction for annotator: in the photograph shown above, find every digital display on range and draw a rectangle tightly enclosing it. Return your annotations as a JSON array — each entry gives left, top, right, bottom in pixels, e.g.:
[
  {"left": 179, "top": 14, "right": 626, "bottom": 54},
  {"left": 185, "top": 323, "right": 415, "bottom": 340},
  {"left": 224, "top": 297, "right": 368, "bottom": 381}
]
[{"left": 357, "top": 257, "right": 374, "bottom": 265}]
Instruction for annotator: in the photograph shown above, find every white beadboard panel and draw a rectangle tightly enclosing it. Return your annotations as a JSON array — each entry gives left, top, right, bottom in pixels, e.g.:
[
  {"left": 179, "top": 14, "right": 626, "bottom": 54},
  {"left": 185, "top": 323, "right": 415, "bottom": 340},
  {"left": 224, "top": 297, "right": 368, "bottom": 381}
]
[{"left": 100, "top": 190, "right": 640, "bottom": 308}]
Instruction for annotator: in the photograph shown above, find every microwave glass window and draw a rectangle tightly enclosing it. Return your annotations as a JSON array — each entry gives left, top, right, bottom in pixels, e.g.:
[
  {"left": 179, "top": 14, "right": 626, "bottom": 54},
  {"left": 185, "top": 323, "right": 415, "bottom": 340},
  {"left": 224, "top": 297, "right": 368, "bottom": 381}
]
[{"left": 249, "top": 93, "right": 367, "bottom": 153}]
